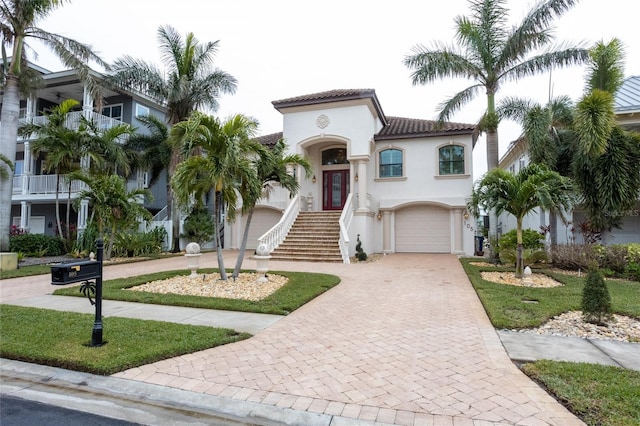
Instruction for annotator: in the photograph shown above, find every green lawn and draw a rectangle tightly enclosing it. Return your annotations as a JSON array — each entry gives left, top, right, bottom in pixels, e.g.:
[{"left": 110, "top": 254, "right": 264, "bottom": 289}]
[
  {"left": 53, "top": 269, "right": 340, "bottom": 315},
  {"left": 460, "top": 257, "right": 640, "bottom": 425},
  {"left": 524, "top": 360, "right": 640, "bottom": 426},
  {"left": 0, "top": 304, "right": 250, "bottom": 375},
  {"left": 459, "top": 258, "right": 640, "bottom": 329}
]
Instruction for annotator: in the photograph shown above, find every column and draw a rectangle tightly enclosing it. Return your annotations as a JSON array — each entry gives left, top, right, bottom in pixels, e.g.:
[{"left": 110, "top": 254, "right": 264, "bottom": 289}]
[
  {"left": 20, "top": 201, "right": 30, "bottom": 232},
  {"left": 77, "top": 199, "right": 89, "bottom": 235},
  {"left": 453, "top": 208, "right": 464, "bottom": 254},
  {"left": 22, "top": 141, "right": 31, "bottom": 195},
  {"left": 357, "top": 160, "right": 367, "bottom": 212},
  {"left": 82, "top": 86, "right": 94, "bottom": 116},
  {"left": 382, "top": 210, "right": 392, "bottom": 253}
]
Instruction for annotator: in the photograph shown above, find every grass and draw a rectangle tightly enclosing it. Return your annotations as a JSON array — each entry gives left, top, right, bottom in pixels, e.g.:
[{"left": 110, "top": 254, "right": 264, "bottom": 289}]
[
  {"left": 53, "top": 269, "right": 340, "bottom": 315},
  {"left": 523, "top": 360, "right": 640, "bottom": 426},
  {"left": 459, "top": 258, "right": 640, "bottom": 329},
  {"left": 0, "top": 304, "right": 250, "bottom": 375}
]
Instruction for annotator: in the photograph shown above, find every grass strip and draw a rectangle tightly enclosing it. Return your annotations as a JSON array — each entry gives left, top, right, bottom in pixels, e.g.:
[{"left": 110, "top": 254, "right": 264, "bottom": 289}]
[
  {"left": 459, "top": 258, "right": 640, "bottom": 329},
  {"left": 523, "top": 360, "right": 640, "bottom": 426},
  {"left": 0, "top": 304, "right": 250, "bottom": 375},
  {"left": 53, "top": 269, "right": 340, "bottom": 315}
]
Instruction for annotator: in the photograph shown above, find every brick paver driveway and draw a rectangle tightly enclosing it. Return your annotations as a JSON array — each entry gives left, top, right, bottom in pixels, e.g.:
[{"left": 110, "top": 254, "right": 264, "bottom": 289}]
[{"left": 114, "top": 253, "right": 583, "bottom": 425}]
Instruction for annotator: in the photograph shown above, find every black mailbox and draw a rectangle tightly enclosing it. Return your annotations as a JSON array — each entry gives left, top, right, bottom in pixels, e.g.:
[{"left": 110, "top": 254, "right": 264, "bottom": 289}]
[{"left": 51, "top": 260, "right": 101, "bottom": 285}]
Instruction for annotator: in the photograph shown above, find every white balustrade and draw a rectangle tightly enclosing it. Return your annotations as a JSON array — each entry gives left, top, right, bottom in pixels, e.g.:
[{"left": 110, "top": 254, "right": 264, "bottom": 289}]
[
  {"left": 257, "top": 193, "right": 301, "bottom": 252},
  {"left": 338, "top": 194, "right": 353, "bottom": 264}
]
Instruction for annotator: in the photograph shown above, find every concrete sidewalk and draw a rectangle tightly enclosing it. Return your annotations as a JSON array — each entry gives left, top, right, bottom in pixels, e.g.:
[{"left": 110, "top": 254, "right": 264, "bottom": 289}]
[{"left": 1, "top": 252, "right": 637, "bottom": 425}]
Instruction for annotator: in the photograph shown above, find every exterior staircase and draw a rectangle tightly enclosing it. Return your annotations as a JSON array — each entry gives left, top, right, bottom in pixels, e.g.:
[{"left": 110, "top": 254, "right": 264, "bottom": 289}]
[{"left": 270, "top": 211, "right": 343, "bottom": 262}]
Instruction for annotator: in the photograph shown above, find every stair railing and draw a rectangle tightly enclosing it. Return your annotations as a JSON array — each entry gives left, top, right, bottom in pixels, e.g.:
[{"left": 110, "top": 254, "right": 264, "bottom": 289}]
[
  {"left": 338, "top": 194, "right": 353, "bottom": 264},
  {"left": 258, "top": 193, "right": 301, "bottom": 252}
]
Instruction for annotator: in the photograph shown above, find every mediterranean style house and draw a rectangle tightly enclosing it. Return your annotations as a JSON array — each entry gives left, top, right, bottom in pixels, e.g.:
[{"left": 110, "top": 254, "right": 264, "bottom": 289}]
[
  {"left": 223, "top": 89, "right": 477, "bottom": 259},
  {"left": 5, "top": 63, "right": 478, "bottom": 260},
  {"left": 497, "top": 75, "right": 640, "bottom": 245},
  {"left": 5, "top": 63, "right": 168, "bottom": 237}
]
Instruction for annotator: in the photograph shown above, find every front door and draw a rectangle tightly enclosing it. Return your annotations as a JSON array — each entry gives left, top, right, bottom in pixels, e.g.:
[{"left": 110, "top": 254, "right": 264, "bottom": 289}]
[{"left": 323, "top": 170, "right": 349, "bottom": 210}]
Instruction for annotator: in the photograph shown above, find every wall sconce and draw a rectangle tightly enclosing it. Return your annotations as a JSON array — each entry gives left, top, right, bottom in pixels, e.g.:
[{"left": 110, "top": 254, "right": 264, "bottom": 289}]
[
  {"left": 377, "top": 211, "right": 382, "bottom": 220},
  {"left": 312, "top": 175, "right": 316, "bottom": 183},
  {"left": 354, "top": 173, "right": 359, "bottom": 182},
  {"left": 463, "top": 210, "right": 470, "bottom": 220},
  {"left": 47, "top": 221, "right": 53, "bottom": 228}
]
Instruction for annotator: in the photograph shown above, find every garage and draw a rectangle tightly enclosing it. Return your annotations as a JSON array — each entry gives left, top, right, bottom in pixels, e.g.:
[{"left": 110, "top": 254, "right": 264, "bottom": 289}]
[
  {"left": 395, "top": 205, "right": 451, "bottom": 253},
  {"left": 243, "top": 207, "right": 282, "bottom": 249}
]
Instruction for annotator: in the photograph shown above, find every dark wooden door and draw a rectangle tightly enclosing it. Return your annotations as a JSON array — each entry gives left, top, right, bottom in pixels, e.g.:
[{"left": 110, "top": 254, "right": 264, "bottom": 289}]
[{"left": 323, "top": 170, "right": 349, "bottom": 210}]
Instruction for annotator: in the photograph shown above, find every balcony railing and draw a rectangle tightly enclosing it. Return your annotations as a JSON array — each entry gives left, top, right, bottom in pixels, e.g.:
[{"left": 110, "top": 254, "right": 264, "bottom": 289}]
[
  {"left": 12, "top": 174, "right": 87, "bottom": 195},
  {"left": 16, "top": 111, "right": 126, "bottom": 141}
]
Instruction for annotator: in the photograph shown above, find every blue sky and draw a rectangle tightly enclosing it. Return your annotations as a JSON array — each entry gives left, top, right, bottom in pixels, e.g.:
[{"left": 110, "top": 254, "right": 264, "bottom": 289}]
[{"left": 32, "top": 0, "right": 639, "bottom": 179}]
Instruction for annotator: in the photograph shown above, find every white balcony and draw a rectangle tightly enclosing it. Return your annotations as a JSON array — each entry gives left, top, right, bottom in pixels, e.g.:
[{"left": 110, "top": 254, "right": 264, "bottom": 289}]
[
  {"left": 15, "top": 110, "right": 126, "bottom": 142},
  {"left": 12, "top": 174, "right": 87, "bottom": 196}
]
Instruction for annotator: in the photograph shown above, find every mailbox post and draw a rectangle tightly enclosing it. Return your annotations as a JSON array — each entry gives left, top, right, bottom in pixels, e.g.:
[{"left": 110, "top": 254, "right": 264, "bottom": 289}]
[{"left": 50, "top": 239, "right": 104, "bottom": 347}]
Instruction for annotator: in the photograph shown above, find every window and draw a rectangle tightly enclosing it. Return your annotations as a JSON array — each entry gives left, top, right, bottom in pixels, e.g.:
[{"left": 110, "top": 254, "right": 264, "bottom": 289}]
[
  {"left": 379, "top": 149, "right": 403, "bottom": 178},
  {"left": 518, "top": 157, "right": 526, "bottom": 171},
  {"left": 439, "top": 145, "right": 465, "bottom": 175},
  {"left": 322, "top": 148, "right": 348, "bottom": 165},
  {"left": 101, "top": 104, "right": 123, "bottom": 121},
  {"left": 509, "top": 164, "right": 516, "bottom": 174},
  {"left": 135, "top": 104, "right": 149, "bottom": 118},
  {"left": 14, "top": 160, "right": 24, "bottom": 176}
]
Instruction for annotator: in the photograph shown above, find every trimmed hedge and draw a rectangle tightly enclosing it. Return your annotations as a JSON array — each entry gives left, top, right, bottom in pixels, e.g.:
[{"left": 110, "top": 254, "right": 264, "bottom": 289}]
[{"left": 9, "top": 234, "right": 65, "bottom": 256}]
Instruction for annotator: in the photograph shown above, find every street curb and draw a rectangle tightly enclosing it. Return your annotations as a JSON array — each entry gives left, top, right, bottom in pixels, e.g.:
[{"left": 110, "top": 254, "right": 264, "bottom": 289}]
[{"left": 1, "top": 359, "right": 381, "bottom": 426}]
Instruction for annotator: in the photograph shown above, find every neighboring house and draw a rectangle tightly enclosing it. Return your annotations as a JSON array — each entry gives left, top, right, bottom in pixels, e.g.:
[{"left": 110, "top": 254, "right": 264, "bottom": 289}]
[
  {"left": 2, "top": 63, "right": 168, "bottom": 237},
  {"left": 497, "top": 75, "right": 640, "bottom": 245},
  {"left": 224, "top": 89, "right": 477, "bottom": 257}
]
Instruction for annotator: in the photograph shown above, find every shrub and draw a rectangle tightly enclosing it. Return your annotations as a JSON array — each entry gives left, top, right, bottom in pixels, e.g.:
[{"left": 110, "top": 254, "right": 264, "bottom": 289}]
[
  {"left": 355, "top": 234, "right": 367, "bottom": 261},
  {"left": 499, "top": 247, "right": 548, "bottom": 267},
  {"left": 625, "top": 262, "right": 640, "bottom": 282},
  {"left": 594, "top": 244, "right": 628, "bottom": 274},
  {"left": 498, "top": 229, "right": 544, "bottom": 252},
  {"left": 73, "top": 221, "right": 99, "bottom": 254},
  {"left": 581, "top": 266, "right": 612, "bottom": 325},
  {"left": 181, "top": 207, "right": 214, "bottom": 246},
  {"left": 112, "top": 227, "right": 167, "bottom": 258},
  {"left": 551, "top": 244, "right": 598, "bottom": 271},
  {"left": 9, "top": 233, "right": 64, "bottom": 257}
]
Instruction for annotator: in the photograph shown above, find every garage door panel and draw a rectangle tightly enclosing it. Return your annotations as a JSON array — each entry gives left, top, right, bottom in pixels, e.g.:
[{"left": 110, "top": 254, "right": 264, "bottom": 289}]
[
  {"left": 245, "top": 209, "right": 282, "bottom": 249},
  {"left": 395, "top": 206, "right": 451, "bottom": 253}
]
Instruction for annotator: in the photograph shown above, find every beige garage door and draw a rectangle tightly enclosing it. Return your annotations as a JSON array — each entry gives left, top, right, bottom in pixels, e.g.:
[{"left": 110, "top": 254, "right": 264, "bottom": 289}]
[
  {"left": 244, "top": 208, "right": 282, "bottom": 250},
  {"left": 395, "top": 205, "right": 451, "bottom": 253}
]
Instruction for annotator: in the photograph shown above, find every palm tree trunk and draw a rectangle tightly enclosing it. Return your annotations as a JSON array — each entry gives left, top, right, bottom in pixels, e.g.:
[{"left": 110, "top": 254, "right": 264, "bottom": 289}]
[
  {"left": 232, "top": 207, "right": 255, "bottom": 279},
  {"left": 55, "top": 174, "right": 64, "bottom": 239},
  {"left": 106, "top": 223, "right": 116, "bottom": 260},
  {"left": 212, "top": 192, "right": 227, "bottom": 280},
  {"left": 0, "top": 75, "right": 20, "bottom": 251},
  {"left": 515, "top": 217, "right": 525, "bottom": 278}
]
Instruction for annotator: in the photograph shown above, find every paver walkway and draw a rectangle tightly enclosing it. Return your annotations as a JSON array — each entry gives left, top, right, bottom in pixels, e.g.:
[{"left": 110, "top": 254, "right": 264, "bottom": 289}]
[{"left": 111, "top": 253, "right": 583, "bottom": 425}]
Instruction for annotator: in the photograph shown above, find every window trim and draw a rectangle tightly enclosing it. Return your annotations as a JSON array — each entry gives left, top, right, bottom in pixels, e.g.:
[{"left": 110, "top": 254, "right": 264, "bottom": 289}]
[
  {"left": 437, "top": 143, "right": 466, "bottom": 176},
  {"left": 135, "top": 103, "right": 150, "bottom": 118},
  {"left": 102, "top": 103, "right": 124, "bottom": 121},
  {"left": 376, "top": 146, "right": 405, "bottom": 180}
]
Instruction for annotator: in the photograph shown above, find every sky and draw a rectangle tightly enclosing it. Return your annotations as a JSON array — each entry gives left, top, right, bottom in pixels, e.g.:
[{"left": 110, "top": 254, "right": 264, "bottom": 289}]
[{"left": 31, "top": 0, "right": 639, "bottom": 180}]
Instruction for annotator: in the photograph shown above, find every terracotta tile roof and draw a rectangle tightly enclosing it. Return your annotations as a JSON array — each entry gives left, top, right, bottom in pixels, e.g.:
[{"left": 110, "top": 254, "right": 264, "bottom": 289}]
[
  {"left": 375, "top": 116, "right": 475, "bottom": 140},
  {"left": 255, "top": 132, "right": 283, "bottom": 149},
  {"left": 272, "top": 89, "right": 386, "bottom": 124}
]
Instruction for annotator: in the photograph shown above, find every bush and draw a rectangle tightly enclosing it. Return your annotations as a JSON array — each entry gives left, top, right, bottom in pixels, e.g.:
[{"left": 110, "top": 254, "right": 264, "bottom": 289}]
[
  {"left": 498, "top": 247, "right": 548, "bottom": 267},
  {"left": 181, "top": 207, "right": 214, "bottom": 246},
  {"left": 112, "top": 227, "right": 167, "bottom": 258},
  {"left": 551, "top": 244, "right": 597, "bottom": 271},
  {"left": 498, "top": 229, "right": 544, "bottom": 251},
  {"left": 9, "top": 234, "right": 64, "bottom": 257},
  {"left": 581, "top": 267, "right": 612, "bottom": 325},
  {"left": 552, "top": 243, "right": 640, "bottom": 280},
  {"left": 625, "top": 262, "right": 640, "bottom": 282},
  {"left": 355, "top": 234, "right": 367, "bottom": 261},
  {"left": 594, "top": 244, "right": 628, "bottom": 274}
]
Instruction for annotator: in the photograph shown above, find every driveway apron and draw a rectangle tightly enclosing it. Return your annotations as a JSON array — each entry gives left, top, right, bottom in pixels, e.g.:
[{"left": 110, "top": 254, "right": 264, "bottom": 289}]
[{"left": 113, "top": 253, "right": 582, "bottom": 425}]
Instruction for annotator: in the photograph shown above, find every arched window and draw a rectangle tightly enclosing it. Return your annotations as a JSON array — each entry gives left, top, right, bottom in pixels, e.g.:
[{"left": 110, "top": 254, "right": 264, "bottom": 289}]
[
  {"left": 379, "top": 149, "right": 403, "bottom": 178},
  {"left": 322, "top": 148, "right": 349, "bottom": 165},
  {"left": 439, "top": 145, "right": 465, "bottom": 175}
]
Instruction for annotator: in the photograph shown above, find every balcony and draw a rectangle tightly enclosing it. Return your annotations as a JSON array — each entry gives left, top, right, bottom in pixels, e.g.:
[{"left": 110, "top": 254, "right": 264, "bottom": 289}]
[
  {"left": 15, "top": 110, "right": 127, "bottom": 142},
  {"left": 12, "top": 174, "right": 87, "bottom": 196}
]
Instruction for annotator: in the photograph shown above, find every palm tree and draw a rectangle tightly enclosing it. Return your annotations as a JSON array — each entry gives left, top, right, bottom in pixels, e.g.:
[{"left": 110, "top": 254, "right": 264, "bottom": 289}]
[
  {"left": 0, "top": 0, "right": 108, "bottom": 251},
  {"left": 19, "top": 99, "right": 88, "bottom": 241},
  {"left": 497, "top": 95, "right": 575, "bottom": 245},
  {"left": 468, "top": 164, "right": 574, "bottom": 277},
  {"left": 0, "top": 154, "right": 14, "bottom": 181},
  {"left": 106, "top": 25, "right": 238, "bottom": 252},
  {"left": 74, "top": 173, "right": 152, "bottom": 260},
  {"left": 404, "top": 0, "right": 587, "bottom": 170},
  {"left": 232, "top": 138, "right": 311, "bottom": 279},
  {"left": 171, "top": 113, "right": 261, "bottom": 280}
]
